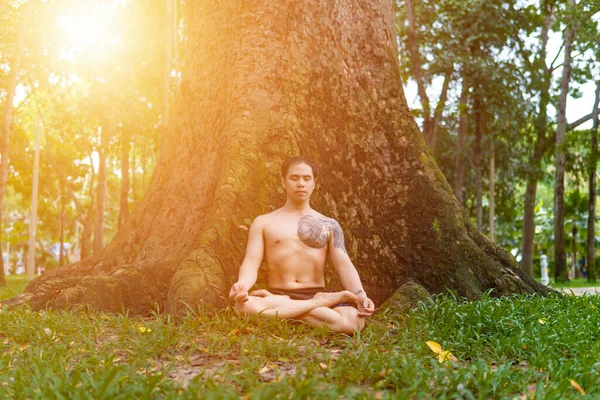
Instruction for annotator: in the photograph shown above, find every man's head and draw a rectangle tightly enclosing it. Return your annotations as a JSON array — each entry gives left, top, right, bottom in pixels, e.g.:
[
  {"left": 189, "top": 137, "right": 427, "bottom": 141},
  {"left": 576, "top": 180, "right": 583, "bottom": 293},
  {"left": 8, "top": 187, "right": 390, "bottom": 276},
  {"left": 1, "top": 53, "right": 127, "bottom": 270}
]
[
  {"left": 281, "top": 156, "right": 319, "bottom": 180},
  {"left": 280, "top": 156, "right": 319, "bottom": 203}
]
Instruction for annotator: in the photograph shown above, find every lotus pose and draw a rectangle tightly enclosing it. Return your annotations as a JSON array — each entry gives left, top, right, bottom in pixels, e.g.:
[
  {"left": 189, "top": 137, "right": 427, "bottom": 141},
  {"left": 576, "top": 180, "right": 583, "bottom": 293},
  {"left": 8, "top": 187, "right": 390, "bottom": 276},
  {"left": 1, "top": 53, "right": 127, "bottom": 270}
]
[{"left": 229, "top": 156, "right": 375, "bottom": 334}]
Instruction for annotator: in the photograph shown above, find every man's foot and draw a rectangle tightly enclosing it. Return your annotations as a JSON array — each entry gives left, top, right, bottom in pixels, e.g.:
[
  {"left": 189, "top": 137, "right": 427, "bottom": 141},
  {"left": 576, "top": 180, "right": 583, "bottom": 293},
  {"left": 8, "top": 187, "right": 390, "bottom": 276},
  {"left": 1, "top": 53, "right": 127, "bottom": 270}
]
[
  {"left": 313, "top": 290, "right": 357, "bottom": 307},
  {"left": 250, "top": 289, "right": 273, "bottom": 298}
]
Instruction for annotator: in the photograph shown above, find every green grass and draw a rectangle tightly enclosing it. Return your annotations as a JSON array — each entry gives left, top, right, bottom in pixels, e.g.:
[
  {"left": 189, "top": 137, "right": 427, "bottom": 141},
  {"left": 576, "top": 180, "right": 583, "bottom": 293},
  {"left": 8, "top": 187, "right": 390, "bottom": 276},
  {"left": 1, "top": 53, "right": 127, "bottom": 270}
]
[
  {"left": 1, "top": 280, "right": 599, "bottom": 399},
  {"left": 545, "top": 277, "right": 600, "bottom": 289}
]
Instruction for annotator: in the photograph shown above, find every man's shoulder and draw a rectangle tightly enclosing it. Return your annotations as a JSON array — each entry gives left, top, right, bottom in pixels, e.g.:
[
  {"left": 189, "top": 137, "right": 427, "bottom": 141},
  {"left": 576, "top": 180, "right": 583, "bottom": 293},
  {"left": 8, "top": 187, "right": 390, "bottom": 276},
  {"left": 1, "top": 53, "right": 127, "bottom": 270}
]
[
  {"left": 309, "top": 212, "right": 340, "bottom": 226},
  {"left": 252, "top": 210, "right": 280, "bottom": 225}
]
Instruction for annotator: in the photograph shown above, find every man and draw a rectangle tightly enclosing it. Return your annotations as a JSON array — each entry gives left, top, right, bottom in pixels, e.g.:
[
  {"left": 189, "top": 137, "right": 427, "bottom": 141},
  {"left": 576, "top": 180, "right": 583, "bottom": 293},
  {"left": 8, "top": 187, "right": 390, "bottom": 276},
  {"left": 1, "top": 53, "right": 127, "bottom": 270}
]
[{"left": 229, "top": 156, "right": 375, "bottom": 334}]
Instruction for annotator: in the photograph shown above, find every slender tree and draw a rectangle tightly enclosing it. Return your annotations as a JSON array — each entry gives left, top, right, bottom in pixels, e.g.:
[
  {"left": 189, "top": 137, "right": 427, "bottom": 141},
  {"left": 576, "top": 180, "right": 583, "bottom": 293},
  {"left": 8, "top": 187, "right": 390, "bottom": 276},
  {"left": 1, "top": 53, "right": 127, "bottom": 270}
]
[
  {"left": 454, "top": 73, "right": 469, "bottom": 205},
  {"left": 554, "top": 0, "right": 577, "bottom": 282},
  {"left": 587, "top": 80, "right": 600, "bottom": 282},
  {"left": 520, "top": 3, "right": 555, "bottom": 278},
  {"left": 0, "top": 3, "right": 31, "bottom": 286}
]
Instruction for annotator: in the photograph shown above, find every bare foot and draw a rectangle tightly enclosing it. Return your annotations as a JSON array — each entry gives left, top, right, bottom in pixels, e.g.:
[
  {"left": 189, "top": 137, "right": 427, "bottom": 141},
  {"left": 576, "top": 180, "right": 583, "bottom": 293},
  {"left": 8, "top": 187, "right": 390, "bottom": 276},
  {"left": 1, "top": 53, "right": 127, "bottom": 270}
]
[
  {"left": 250, "top": 289, "right": 273, "bottom": 298},
  {"left": 313, "top": 291, "right": 357, "bottom": 307}
]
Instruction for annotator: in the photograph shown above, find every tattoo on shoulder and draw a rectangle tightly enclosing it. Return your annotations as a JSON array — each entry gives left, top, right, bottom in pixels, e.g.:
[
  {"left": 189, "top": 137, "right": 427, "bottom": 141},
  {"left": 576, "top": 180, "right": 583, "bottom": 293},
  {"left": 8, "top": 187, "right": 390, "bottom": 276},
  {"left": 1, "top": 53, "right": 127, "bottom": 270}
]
[{"left": 297, "top": 215, "right": 348, "bottom": 254}]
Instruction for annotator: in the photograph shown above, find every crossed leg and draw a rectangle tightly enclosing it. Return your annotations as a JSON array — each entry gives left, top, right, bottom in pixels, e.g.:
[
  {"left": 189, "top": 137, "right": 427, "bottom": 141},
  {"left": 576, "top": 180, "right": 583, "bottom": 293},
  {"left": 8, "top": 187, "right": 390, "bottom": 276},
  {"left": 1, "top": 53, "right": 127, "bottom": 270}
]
[{"left": 234, "top": 290, "right": 364, "bottom": 334}]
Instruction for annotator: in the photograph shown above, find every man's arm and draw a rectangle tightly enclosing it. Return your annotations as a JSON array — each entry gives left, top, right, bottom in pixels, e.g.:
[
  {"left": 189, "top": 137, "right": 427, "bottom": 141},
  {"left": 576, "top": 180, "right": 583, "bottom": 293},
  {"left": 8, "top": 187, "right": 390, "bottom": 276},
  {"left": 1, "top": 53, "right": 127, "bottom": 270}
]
[
  {"left": 327, "top": 219, "right": 375, "bottom": 316},
  {"left": 229, "top": 216, "right": 265, "bottom": 302}
]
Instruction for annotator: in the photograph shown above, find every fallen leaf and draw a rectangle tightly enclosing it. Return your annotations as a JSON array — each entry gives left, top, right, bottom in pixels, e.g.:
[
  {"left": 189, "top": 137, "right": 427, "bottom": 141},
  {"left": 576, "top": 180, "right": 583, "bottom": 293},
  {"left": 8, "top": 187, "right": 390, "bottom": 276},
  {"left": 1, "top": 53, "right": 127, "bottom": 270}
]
[
  {"left": 426, "top": 341, "right": 442, "bottom": 353},
  {"left": 43, "top": 328, "right": 52, "bottom": 337},
  {"left": 319, "top": 363, "right": 328, "bottom": 369},
  {"left": 137, "top": 325, "right": 152, "bottom": 333},
  {"left": 570, "top": 379, "right": 585, "bottom": 395},
  {"left": 228, "top": 328, "right": 239, "bottom": 337},
  {"left": 426, "top": 341, "right": 457, "bottom": 363},
  {"left": 538, "top": 318, "right": 546, "bottom": 325},
  {"left": 18, "top": 344, "right": 28, "bottom": 352}
]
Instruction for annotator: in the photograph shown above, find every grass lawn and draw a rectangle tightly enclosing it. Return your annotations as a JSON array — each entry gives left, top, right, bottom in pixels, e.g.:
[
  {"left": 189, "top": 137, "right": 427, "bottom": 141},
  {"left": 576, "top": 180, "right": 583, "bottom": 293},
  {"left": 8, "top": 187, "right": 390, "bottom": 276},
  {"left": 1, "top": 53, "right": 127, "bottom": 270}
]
[
  {"left": 544, "top": 277, "right": 600, "bottom": 289},
  {"left": 1, "top": 279, "right": 598, "bottom": 399}
]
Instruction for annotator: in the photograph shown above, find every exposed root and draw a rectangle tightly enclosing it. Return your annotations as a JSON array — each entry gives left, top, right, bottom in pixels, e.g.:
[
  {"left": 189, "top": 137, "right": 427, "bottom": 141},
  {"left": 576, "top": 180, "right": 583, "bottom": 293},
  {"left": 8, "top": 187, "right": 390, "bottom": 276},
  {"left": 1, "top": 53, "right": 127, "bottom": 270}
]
[{"left": 166, "top": 248, "right": 227, "bottom": 315}]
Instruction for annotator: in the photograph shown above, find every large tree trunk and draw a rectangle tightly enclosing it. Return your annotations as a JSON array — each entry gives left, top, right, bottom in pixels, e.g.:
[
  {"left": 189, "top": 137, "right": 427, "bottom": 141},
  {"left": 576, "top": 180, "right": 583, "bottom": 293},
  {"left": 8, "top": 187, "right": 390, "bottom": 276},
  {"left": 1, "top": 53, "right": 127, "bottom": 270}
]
[
  {"left": 587, "top": 80, "right": 600, "bottom": 283},
  {"left": 554, "top": 0, "right": 576, "bottom": 282},
  {"left": 6, "top": 0, "right": 548, "bottom": 315}
]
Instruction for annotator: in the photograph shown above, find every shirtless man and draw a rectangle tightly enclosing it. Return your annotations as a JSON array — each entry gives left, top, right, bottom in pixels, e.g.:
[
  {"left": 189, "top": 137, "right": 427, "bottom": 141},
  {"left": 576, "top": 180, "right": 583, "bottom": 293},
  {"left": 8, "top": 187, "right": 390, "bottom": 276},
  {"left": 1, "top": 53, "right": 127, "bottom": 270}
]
[{"left": 229, "top": 156, "right": 375, "bottom": 334}]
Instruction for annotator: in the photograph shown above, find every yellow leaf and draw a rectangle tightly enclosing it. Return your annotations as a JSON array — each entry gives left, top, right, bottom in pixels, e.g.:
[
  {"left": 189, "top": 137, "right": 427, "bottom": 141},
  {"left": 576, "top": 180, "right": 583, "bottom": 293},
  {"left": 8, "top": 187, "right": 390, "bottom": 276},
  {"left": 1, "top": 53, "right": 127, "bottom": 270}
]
[
  {"left": 138, "top": 326, "right": 152, "bottom": 333},
  {"left": 228, "top": 328, "right": 240, "bottom": 337},
  {"left": 319, "top": 363, "right": 328, "bottom": 369},
  {"left": 570, "top": 380, "right": 585, "bottom": 395},
  {"left": 426, "top": 341, "right": 442, "bottom": 353},
  {"left": 426, "top": 341, "right": 457, "bottom": 363},
  {"left": 538, "top": 318, "right": 546, "bottom": 325},
  {"left": 438, "top": 350, "right": 457, "bottom": 363},
  {"left": 18, "top": 344, "right": 28, "bottom": 352}
]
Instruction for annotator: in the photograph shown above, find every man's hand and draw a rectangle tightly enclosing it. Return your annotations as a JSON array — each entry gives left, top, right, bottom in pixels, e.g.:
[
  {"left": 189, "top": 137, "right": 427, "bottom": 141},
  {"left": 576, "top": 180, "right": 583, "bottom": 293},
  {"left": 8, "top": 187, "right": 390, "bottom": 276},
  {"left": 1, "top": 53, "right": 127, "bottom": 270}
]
[
  {"left": 229, "top": 282, "right": 249, "bottom": 303},
  {"left": 356, "top": 294, "right": 375, "bottom": 317}
]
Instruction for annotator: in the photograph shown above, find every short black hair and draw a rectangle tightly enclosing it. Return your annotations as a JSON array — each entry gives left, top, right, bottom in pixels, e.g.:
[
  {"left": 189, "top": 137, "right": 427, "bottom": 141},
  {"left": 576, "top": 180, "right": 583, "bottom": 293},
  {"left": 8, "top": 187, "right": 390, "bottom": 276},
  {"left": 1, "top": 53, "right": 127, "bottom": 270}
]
[{"left": 281, "top": 156, "right": 320, "bottom": 179}]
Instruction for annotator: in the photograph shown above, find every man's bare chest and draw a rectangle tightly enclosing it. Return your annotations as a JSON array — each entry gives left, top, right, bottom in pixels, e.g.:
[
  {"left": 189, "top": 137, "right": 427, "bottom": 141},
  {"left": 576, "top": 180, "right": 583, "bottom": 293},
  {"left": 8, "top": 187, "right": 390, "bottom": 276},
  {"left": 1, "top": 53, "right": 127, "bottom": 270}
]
[{"left": 264, "top": 215, "right": 333, "bottom": 250}]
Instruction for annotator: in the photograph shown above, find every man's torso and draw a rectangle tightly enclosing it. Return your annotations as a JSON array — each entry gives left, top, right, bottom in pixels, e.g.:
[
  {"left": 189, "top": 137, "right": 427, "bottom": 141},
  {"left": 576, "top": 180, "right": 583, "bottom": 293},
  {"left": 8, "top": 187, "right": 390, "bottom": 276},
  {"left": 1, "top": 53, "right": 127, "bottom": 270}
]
[{"left": 261, "top": 210, "right": 335, "bottom": 290}]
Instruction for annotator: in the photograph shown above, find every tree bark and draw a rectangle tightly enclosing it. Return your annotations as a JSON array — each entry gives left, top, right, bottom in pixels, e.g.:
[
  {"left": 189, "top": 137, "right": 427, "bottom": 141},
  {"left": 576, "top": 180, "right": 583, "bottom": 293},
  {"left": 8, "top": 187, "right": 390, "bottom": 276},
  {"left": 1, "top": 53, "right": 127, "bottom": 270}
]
[
  {"left": 554, "top": 0, "right": 576, "bottom": 282},
  {"left": 0, "top": 3, "right": 31, "bottom": 287},
  {"left": 587, "top": 80, "right": 600, "bottom": 283},
  {"left": 454, "top": 72, "right": 469, "bottom": 205},
  {"left": 520, "top": 5, "right": 553, "bottom": 277},
  {"left": 6, "top": 0, "right": 549, "bottom": 315}
]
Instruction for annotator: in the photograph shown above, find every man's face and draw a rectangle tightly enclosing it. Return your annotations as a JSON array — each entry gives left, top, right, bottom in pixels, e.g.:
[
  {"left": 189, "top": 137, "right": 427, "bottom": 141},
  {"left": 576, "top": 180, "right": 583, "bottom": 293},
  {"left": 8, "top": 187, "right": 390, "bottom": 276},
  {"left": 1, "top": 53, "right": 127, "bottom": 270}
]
[{"left": 282, "top": 162, "right": 316, "bottom": 202}]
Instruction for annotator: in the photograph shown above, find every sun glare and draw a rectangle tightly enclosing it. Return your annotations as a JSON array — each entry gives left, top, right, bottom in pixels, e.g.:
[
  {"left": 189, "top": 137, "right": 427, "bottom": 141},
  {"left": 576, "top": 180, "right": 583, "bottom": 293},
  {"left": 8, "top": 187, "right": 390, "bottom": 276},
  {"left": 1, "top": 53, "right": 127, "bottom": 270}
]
[{"left": 57, "top": 8, "right": 122, "bottom": 62}]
